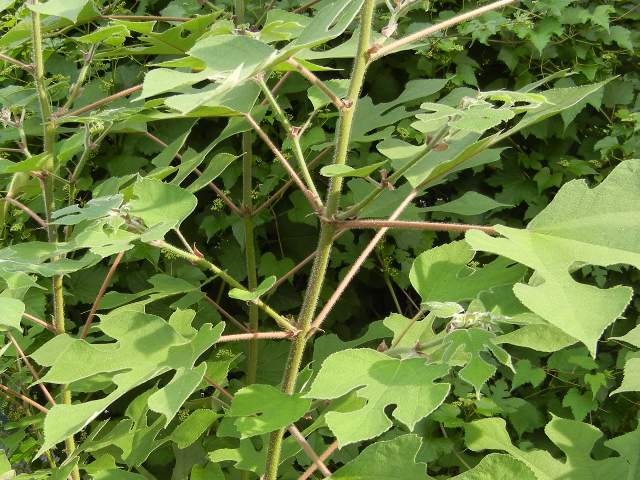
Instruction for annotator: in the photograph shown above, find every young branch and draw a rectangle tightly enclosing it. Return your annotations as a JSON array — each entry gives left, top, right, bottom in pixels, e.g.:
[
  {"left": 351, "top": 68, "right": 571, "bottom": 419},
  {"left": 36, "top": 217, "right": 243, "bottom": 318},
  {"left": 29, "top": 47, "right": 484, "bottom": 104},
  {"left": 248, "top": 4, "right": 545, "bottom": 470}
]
[
  {"left": 334, "top": 219, "right": 498, "bottom": 235},
  {"left": 369, "top": 0, "right": 518, "bottom": 61},
  {"left": 310, "top": 190, "right": 418, "bottom": 333},
  {"left": 23, "top": 312, "right": 56, "bottom": 333},
  {"left": 0, "top": 383, "right": 49, "bottom": 414},
  {"left": 80, "top": 251, "right": 125, "bottom": 339},
  {"left": 292, "top": 0, "right": 322, "bottom": 14},
  {"left": 0, "top": 52, "right": 33, "bottom": 72},
  {"left": 61, "top": 44, "right": 98, "bottom": 113},
  {"left": 299, "top": 440, "right": 339, "bottom": 480},
  {"left": 60, "top": 84, "right": 142, "bottom": 117},
  {"left": 204, "top": 295, "right": 250, "bottom": 333},
  {"left": 245, "top": 113, "right": 323, "bottom": 213},
  {"left": 100, "top": 15, "right": 190, "bottom": 22},
  {"left": 2, "top": 196, "right": 47, "bottom": 228},
  {"left": 253, "top": 147, "right": 331, "bottom": 216},
  {"left": 143, "top": 131, "right": 243, "bottom": 216},
  {"left": 150, "top": 241, "right": 299, "bottom": 333},
  {"left": 216, "top": 331, "right": 294, "bottom": 343},
  {"left": 257, "top": 75, "right": 321, "bottom": 200},
  {"left": 287, "top": 425, "right": 332, "bottom": 477},
  {"left": 8, "top": 333, "right": 56, "bottom": 406},
  {"left": 286, "top": 58, "right": 345, "bottom": 110}
]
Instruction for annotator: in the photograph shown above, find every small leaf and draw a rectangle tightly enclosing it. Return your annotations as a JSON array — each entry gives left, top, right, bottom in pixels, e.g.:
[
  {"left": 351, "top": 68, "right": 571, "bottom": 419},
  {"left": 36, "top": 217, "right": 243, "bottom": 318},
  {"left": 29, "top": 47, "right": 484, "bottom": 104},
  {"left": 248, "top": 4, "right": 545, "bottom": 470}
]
[
  {"left": 423, "top": 191, "right": 510, "bottom": 216},
  {"left": 228, "top": 276, "right": 276, "bottom": 302},
  {"left": 0, "top": 297, "right": 24, "bottom": 331},
  {"left": 51, "top": 195, "right": 123, "bottom": 225},
  {"left": 511, "top": 359, "right": 546, "bottom": 390},
  {"left": 228, "top": 384, "right": 311, "bottom": 438},
  {"left": 612, "top": 358, "right": 640, "bottom": 395},
  {"left": 319, "top": 160, "right": 386, "bottom": 178},
  {"left": 171, "top": 409, "right": 218, "bottom": 449}
]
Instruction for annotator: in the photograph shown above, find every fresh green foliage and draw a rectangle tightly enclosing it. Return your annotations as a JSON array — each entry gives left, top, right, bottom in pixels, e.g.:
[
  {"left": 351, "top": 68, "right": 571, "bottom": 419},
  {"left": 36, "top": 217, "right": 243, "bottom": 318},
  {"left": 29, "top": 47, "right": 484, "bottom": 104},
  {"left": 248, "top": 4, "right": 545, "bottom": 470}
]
[{"left": 1, "top": 0, "right": 639, "bottom": 479}]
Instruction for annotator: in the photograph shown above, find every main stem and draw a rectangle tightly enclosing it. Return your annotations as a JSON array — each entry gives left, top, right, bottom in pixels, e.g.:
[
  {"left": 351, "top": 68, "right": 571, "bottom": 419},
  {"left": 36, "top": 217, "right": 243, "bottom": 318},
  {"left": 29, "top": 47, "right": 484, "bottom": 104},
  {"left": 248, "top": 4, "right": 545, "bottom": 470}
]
[
  {"left": 262, "top": 1, "right": 376, "bottom": 478},
  {"left": 235, "top": 0, "right": 260, "bottom": 387},
  {"left": 30, "top": 2, "right": 80, "bottom": 479}
]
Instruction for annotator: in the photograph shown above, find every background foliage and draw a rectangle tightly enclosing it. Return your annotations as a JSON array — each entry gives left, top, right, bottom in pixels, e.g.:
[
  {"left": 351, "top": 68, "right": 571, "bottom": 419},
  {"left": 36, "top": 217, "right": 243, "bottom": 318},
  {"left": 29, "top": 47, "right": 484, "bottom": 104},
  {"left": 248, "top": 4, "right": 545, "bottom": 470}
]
[{"left": 0, "top": 0, "right": 639, "bottom": 479}]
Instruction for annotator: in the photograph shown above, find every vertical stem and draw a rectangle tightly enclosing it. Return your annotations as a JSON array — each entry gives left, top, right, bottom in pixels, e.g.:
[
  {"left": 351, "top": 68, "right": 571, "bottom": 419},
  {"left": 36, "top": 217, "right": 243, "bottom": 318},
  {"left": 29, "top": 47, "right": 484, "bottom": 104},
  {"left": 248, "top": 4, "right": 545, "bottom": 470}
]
[
  {"left": 30, "top": 3, "right": 80, "bottom": 479},
  {"left": 242, "top": 132, "right": 260, "bottom": 385},
  {"left": 262, "top": 2, "right": 376, "bottom": 478},
  {"left": 235, "top": 0, "right": 259, "bottom": 387}
]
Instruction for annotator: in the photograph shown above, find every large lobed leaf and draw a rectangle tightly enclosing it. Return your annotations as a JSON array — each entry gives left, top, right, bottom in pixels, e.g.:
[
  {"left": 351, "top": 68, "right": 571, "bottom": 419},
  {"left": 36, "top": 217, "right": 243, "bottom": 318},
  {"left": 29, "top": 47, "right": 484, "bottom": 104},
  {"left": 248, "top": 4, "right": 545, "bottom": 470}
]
[{"left": 466, "top": 159, "right": 640, "bottom": 356}]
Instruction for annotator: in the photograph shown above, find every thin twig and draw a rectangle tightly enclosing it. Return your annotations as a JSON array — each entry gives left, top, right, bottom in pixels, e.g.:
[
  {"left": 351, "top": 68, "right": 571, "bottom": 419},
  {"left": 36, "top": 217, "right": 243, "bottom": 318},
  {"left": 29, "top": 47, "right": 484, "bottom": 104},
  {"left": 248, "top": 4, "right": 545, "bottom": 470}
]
[
  {"left": 310, "top": 190, "right": 418, "bottom": 332},
  {"left": 143, "top": 131, "right": 243, "bottom": 216},
  {"left": 100, "top": 15, "right": 190, "bottom": 22},
  {"left": 216, "top": 331, "right": 294, "bottom": 343},
  {"left": 254, "top": 147, "right": 331, "bottom": 216},
  {"left": 203, "top": 374, "right": 234, "bottom": 402},
  {"left": 8, "top": 333, "right": 56, "bottom": 406},
  {"left": 0, "top": 383, "right": 49, "bottom": 414},
  {"left": 80, "top": 251, "right": 124, "bottom": 338},
  {"left": 60, "top": 84, "right": 143, "bottom": 117},
  {"left": 370, "top": 0, "right": 518, "bottom": 60},
  {"left": 3, "top": 196, "right": 47, "bottom": 228},
  {"left": 174, "top": 228, "right": 195, "bottom": 254},
  {"left": 292, "top": 0, "right": 322, "bottom": 14},
  {"left": 287, "top": 58, "right": 345, "bottom": 110},
  {"left": 334, "top": 219, "right": 498, "bottom": 235},
  {"left": 244, "top": 113, "right": 323, "bottom": 213},
  {"left": 0, "top": 53, "right": 33, "bottom": 72},
  {"left": 259, "top": 72, "right": 292, "bottom": 107},
  {"left": 204, "top": 295, "right": 250, "bottom": 333},
  {"left": 299, "top": 441, "right": 339, "bottom": 480},
  {"left": 22, "top": 312, "right": 56, "bottom": 333},
  {"left": 287, "top": 425, "right": 332, "bottom": 477}
]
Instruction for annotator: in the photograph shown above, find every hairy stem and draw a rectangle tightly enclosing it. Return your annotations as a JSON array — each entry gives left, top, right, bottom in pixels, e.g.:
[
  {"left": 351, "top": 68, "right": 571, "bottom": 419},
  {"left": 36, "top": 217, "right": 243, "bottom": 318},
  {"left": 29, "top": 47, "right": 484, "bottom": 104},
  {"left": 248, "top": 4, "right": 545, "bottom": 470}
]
[
  {"left": 262, "top": 2, "right": 376, "bottom": 478},
  {"left": 30, "top": 3, "right": 80, "bottom": 478}
]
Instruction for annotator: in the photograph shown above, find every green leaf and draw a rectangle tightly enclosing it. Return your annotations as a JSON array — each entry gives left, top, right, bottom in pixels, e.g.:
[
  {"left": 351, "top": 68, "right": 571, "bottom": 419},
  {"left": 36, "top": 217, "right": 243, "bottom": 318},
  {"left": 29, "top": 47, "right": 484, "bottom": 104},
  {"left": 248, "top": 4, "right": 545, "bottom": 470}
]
[
  {"left": 0, "top": 297, "right": 24, "bottom": 331},
  {"left": 75, "top": 23, "right": 130, "bottom": 46},
  {"left": 612, "top": 325, "right": 640, "bottom": 348},
  {"left": 331, "top": 435, "right": 428, "bottom": 479},
  {"left": 466, "top": 160, "right": 640, "bottom": 356},
  {"left": 227, "top": 384, "right": 311, "bottom": 438},
  {"left": 320, "top": 160, "right": 387, "bottom": 178},
  {"left": 305, "top": 348, "right": 450, "bottom": 446},
  {"left": 51, "top": 195, "right": 123, "bottom": 225},
  {"left": 562, "top": 388, "right": 597, "bottom": 421},
  {"left": 186, "top": 153, "right": 238, "bottom": 193},
  {"left": 605, "top": 423, "right": 640, "bottom": 480},
  {"left": 171, "top": 409, "right": 219, "bottom": 449},
  {"left": 28, "top": 0, "right": 98, "bottom": 23},
  {"left": 465, "top": 416, "right": 628, "bottom": 479},
  {"left": 438, "top": 328, "right": 513, "bottom": 395},
  {"left": 511, "top": 359, "right": 546, "bottom": 390},
  {"left": 410, "top": 241, "right": 526, "bottom": 304},
  {"left": 423, "top": 191, "right": 510, "bottom": 216},
  {"left": 31, "top": 310, "right": 223, "bottom": 455},
  {"left": 453, "top": 453, "right": 536, "bottom": 480},
  {"left": 228, "top": 276, "right": 276, "bottom": 302},
  {"left": 612, "top": 358, "right": 640, "bottom": 395},
  {"left": 129, "top": 177, "right": 197, "bottom": 234}
]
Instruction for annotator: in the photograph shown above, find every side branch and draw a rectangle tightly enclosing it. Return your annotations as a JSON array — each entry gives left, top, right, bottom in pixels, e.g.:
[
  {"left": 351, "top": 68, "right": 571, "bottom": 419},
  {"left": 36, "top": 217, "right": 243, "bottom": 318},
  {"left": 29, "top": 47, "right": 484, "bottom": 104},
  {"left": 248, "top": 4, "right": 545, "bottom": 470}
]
[
  {"left": 334, "top": 219, "right": 498, "bottom": 235},
  {"left": 286, "top": 58, "right": 346, "bottom": 110},
  {"left": 216, "top": 331, "right": 294, "bottom": 343},
  {"left": 370, "top": 0, "right": 517, "bottom": 61},
  {"left": 0, "top": 53, "right": 33, "bottom": 72},
  {"left": 3, "top": 196, "right": 47, "bottom": 228},
  {"left": 244, "top": 113, "right": 323, "bottom": 212},
  {"left": 60, "top": 84, "right": 143, "bottom": 117}
]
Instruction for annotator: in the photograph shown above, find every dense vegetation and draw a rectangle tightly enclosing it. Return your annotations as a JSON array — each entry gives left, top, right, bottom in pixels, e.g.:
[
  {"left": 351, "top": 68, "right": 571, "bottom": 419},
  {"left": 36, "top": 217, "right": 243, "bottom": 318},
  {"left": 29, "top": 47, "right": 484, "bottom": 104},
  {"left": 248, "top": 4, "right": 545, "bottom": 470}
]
[{"left": 0, "top": 0, "right": 638, "bottom": 478}]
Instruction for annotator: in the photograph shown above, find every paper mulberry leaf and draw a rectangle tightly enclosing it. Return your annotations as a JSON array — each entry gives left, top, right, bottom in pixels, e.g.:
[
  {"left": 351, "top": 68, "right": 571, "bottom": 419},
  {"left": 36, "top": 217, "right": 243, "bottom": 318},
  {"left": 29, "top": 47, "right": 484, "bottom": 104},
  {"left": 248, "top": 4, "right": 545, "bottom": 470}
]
[
  {"left": 465, "top": 416, "right": 628, "bottom": 479},
  {"left": 437, "top": 328, "right": 513, "bottom": 395},
  {"left": 331, "top": 434, "right": 428, "bottom": 479},
  {"left": 466, "top": 160, "right": 640, "bottom": 356},
  {"left": 304, "top": 348, "right": 450, "bottom": 446},
  {"left": 453, "top": 453, "right": 536, "bottom": 480},
  {"left": 128, "top": 177, "right": 197, "bottom": 237},
  {"left": 605, "top": 423, "right": 640, "bottom": 480},
  {"left": 31, "top": 309, "right": 223, "bottom": 455},
  {"left": 410, "top": 240, "right": 526, "bottom": 304},
  {"left": 227, "top": 384, "right": 310, "bottom": 438},
  {"left": 612, "top": 358, "right": 640, "bottom": 395},
  {"left": 0, "top": 297, "right": 24, "bottom": 331},
  {"left": 51, "top": 195, "right": 123, "bottom": 225}
]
